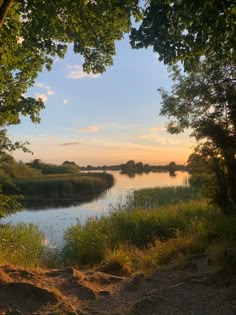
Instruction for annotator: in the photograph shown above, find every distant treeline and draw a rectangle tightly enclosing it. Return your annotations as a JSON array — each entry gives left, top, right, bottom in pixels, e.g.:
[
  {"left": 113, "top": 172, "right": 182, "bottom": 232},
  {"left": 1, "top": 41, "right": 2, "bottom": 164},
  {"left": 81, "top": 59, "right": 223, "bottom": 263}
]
[
  {"left": 0, "top": 157, "right": 186, "bottom": 179},
  {"left": 26, "top": 159, "right": 80, "bottom": 175},
  {"left": 0, "top": 157, "right": 80, "bottom": 179},
  {"left": 80, "top": 160, "right": 187, "bottom": 173}
]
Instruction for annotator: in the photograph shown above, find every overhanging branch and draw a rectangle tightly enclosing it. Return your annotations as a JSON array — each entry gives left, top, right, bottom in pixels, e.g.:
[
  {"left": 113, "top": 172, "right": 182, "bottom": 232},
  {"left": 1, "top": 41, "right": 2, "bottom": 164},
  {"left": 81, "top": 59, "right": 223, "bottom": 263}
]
[{"left": 0, "top": 0, "right": 14, "bottom": 29}]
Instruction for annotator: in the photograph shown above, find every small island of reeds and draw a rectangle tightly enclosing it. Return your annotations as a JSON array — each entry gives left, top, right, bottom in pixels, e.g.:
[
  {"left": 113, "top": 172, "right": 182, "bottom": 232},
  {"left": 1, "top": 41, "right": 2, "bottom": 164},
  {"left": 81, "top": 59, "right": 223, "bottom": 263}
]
[{"left": 0, "top": 158, "right": 114, "bottom": 208}]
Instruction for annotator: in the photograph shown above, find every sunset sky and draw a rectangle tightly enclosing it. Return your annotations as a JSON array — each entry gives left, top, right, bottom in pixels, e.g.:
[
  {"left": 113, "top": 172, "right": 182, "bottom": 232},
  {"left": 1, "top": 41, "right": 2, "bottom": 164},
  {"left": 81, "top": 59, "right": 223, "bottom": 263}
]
[{"left": 10, "top": 36, "right": 194, "bottom": 166}]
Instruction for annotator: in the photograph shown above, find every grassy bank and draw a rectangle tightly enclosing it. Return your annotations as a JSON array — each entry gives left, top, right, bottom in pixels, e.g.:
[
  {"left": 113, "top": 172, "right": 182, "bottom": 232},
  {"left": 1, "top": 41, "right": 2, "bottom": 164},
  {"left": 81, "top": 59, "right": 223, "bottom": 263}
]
[
  {"left": 62, "top": 187, "right": 236, "bottom": 273},
  {"left": 128, "top": 186, "right": 201, "bottom": 208},
  {"left": 3, "top": 172, "right": 114, "bottom": 205},
  {"left": 0, "top": 186, "right": 235, "bottom": 274}
]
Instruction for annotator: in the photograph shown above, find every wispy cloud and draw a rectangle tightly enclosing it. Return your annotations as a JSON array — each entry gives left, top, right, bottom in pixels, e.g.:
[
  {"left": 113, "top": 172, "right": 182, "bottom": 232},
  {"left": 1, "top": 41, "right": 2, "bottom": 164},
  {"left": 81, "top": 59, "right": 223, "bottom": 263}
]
[
  {"left": 47, "top": 90, "right": 54, "bottom": 95},
  {"left": 35, "top": 93, "right": 48, "bottom": 102},
  {"left": 73, "top": 125, "right": 101, "bottom": 132},
  {"left": 35, "top": 82, "right": 51, "bottom": 90},
  {"left": 67, "top": 65, "right": 100, "bottom": 79},
  {"left": 59, "top": 141, "right": 81, "bottom": 146},
  {"left": 137, "top": 133, "right": 181, "bottom": 146},
  {"left": 149, "top": 126, "right": 166, "bottom": 132},
  {"left": 35, "top": 82, "right": 55, "bottom": 97},
  {"left": 82, "top": 126, "right": 100, "bottom": 132}
]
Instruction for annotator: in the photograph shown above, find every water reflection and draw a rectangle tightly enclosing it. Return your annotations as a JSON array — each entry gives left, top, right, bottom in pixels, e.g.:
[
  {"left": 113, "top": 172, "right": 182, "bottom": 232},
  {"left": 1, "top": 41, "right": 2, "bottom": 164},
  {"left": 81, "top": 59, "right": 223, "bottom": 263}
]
[
  {"left": 24, "top": 190, "right": 109, "bottom": 210},
  {"left": 2, "top": 170, "right": 189, "bottom": 247}
]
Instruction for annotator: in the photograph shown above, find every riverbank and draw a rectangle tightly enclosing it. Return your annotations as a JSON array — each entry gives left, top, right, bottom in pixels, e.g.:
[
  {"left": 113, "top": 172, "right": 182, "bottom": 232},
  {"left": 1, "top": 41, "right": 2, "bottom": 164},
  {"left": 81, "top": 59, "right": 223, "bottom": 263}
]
[
  {"left": 0, "top": 187, "right": 235, "bottom": 314},
  {"left": 0, "top": 255, "right": 235, "bottom": 315}
]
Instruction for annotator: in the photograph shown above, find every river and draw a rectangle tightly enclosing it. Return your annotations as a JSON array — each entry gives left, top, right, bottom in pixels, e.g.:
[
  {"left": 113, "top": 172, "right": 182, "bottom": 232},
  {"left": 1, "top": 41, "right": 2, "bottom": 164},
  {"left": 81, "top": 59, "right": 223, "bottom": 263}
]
[{"left": 2, "top": 170, "right": 189, "bottom": 247}]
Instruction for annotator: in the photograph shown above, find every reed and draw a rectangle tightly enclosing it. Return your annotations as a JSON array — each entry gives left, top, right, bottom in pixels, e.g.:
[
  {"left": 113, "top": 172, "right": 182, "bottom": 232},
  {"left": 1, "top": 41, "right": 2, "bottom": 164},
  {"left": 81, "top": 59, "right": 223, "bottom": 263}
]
[
  {"left": 62, "top": 186, "right": 236, "bottom": 272},
  {"left": 3, "top": 172, "right": 114, "bottom": 203}
]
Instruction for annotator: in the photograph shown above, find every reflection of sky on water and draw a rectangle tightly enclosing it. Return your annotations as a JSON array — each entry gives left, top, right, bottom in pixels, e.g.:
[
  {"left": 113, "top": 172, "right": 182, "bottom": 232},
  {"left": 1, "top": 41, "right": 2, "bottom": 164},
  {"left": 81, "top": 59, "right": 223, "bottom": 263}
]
[{"left": 2, "top": 171, "right": 189, "bottom": 248}]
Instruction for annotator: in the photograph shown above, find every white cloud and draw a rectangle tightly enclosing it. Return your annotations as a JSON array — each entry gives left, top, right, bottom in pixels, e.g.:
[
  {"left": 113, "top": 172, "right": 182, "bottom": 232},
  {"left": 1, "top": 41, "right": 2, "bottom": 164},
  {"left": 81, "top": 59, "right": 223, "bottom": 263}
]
[
  {"left": 35, "top": 93, "right": 48, "bottom": 102},
  {"left": 63, "top": 99, "right": 68, "bottom": 105},
  {"left": 35, "top": 82, "right": 51, "bottom": 90},
  {"left": 67, "top": 65, "right": 100, "bottom": 79},
  {"left": 35, "top": 83, "right": 54, "bottom": 99}
]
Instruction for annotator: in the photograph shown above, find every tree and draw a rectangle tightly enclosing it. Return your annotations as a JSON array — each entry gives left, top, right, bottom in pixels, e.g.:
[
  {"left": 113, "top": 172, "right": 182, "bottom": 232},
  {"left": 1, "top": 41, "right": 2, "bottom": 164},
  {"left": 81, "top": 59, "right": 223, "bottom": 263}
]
[
  {"left": 159, "top": 61, "right": 236, "bottom": 213},
  {"left": 125, "top": 160, "right": 136, "bottom": 169},
  {"left": 0, "top": 0, "right": 141, "bottom": 151},
  {"left": 0, "top": 0, "right": 13, "bottom": 28},
  {"left": 130, "top": 0, "right": 236, "bottom": 69},
  {"left": 136, "top": 161, "right": 143, "bottom": 169},
  {"left": 130, "top": 0, "right": 236, "bottom": 213},
  {"left": 187, "top": 144, "right": 230, "bottom": 209}
]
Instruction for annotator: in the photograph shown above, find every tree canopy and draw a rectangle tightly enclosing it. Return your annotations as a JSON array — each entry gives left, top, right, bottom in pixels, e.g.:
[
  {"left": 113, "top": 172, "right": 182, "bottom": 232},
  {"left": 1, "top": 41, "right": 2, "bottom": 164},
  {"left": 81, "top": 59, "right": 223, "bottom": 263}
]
[
  {"left": 159, "top": 61, "right": 236, "bottom": 212},
  {"left": 130, "top": 0, "right": 236, "bottom": 69}
]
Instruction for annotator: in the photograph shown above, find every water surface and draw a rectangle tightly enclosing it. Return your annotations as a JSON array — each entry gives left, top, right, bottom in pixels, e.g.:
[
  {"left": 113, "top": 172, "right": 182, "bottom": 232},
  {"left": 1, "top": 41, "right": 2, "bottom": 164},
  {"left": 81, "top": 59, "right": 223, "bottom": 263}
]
[{"left": 2, "top": 170, "right": 189, "bottom": 247}]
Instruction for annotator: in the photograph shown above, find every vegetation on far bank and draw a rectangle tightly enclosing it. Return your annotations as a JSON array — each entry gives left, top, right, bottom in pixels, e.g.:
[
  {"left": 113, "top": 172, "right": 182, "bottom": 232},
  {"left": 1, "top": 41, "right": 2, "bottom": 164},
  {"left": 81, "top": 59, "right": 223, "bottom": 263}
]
[
  {"left": 2, "top": 172, "right": 114, "bottom": 207},
  {"left": 0, "top": 157, "right": 114, "bottom": 210}
]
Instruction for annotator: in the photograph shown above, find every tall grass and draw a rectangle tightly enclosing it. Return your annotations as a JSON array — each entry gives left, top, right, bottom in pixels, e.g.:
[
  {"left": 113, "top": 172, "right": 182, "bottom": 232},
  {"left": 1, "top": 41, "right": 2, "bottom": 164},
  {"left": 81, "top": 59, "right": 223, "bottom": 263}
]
[
  {"left": 62, "top": 185, "right": 236, "bottom": 272},
  {"left": 62, "top": 200, "right": 224, "bottom": 266},
  {"left": 0, "top": 223, "right": 45, "bottom": 267},
  {"left": 3, "top": 172, "right": 114, "bottom": 203},
  {"left": 0, "top": 223, "right": 62, "bottom": 268},
  {"left": 131, "top": 186, "right": 201, "bottom": 208}
]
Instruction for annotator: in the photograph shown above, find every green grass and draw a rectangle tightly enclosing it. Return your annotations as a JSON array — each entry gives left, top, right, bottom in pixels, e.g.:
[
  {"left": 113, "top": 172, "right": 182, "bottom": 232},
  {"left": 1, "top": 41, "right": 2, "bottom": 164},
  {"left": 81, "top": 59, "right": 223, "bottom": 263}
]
[
  {"left": 62, "top": 200, "right": 209, "bottom": 265},
  {"left": 62, "top": 186, "right": 236, "bottom": 273}
]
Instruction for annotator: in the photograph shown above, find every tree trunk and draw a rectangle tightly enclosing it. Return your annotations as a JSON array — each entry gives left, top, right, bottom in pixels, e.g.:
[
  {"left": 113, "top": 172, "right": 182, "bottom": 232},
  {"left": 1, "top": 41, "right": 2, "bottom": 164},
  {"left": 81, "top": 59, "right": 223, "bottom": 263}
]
[{"left": 0, "top": 0, "right": 14, "bottom": 29}]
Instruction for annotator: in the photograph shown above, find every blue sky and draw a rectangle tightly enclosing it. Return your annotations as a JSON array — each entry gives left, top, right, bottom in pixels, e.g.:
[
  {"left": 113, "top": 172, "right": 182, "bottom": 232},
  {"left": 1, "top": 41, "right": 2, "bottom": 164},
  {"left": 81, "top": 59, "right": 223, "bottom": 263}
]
[{"left": 10, "top": 36, "right": 193, "bottom": 166}]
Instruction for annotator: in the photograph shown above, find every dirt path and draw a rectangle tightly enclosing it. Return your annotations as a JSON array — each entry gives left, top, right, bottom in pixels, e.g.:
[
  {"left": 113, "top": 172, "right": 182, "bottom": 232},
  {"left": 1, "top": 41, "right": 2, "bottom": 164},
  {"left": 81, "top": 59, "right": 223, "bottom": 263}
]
[{"left": 0, "top": 256, "right": 235, "bottom": 315}]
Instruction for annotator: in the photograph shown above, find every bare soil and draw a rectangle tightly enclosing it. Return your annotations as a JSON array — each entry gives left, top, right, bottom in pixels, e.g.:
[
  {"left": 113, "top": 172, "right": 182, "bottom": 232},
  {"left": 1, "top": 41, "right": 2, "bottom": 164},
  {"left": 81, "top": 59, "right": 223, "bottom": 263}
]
[{"left": 0, "top": 256, "right": 235, "bottom": 315}]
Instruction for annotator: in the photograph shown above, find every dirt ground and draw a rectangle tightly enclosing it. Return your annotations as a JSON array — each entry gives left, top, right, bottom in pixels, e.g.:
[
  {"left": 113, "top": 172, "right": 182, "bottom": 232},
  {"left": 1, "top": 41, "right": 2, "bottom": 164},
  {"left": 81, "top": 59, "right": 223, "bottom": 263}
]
[{"left": 0, "top": 255, "right": 235, "bottom": 315}]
